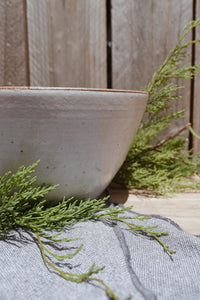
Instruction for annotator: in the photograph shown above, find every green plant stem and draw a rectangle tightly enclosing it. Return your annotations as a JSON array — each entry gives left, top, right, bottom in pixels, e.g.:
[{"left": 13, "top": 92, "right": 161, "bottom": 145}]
[
  {"left": 35, "top": 231, "right": 120, "bottom": 300},
  {"left": 114, "top": 19, "right": 200, "bottom": 194},
  {"left": 189, "top": 126, "right": 200, "bottom": 140},
  {"left": 146, "top": 123, "right": 191, "bottom": 151},
  {"left": 98, "top": 216, "right": 175, "bottom": 255}
]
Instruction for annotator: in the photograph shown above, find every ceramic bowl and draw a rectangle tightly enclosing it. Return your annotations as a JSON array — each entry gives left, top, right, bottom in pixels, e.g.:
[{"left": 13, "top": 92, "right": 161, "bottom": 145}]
[{"left": 0, "top": 87, "right": 148, "bottom": 200}]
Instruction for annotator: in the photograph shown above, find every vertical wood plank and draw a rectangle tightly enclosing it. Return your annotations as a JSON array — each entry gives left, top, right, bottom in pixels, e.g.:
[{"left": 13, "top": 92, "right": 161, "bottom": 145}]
[
  {"left": 193, "top": 0, "right": 200, "bottom": 153},
  {"left": 26, "top": 0, "right": 107, "bottom": 88},
  {"left": 111, "top": 0, "right": 193, "bottom": 141},
  {"left": 26, "top": 0, "right": 51, "bottom": 86},
  {"left": 0, "top": 0, "right": 28, "bottom": 86}
]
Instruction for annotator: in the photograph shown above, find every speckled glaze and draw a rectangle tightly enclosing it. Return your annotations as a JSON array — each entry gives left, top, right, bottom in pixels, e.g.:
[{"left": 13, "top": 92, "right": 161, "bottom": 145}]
[{"left": 0, "top": 87, "right": 148, "bottom": 200}]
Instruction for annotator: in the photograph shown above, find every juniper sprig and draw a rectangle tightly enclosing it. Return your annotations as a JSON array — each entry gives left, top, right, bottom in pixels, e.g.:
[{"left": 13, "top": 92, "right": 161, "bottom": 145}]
[
  {"left": 114, "top": 19, "right": 200, "bottom": 194},
  {"left": 0, "top": 161, "right": 175, "bottom": 300}
]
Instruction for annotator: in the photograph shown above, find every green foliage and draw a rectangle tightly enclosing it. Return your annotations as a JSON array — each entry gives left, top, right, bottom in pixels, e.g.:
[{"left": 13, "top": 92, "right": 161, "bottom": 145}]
[
  {"left": 2, "top": 18, "right": 200, "bottom": 300},
  {"left": 0, "top": 161, "right": 175, "bottom": 300},
  {"left": 114, "top": 19, "right": 200, "bottom": 194}
]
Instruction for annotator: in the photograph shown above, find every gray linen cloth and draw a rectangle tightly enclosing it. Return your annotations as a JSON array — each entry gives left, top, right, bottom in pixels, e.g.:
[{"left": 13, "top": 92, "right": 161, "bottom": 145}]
[{"left": 0, "top": 205, "right": 200, "bottom": 300}]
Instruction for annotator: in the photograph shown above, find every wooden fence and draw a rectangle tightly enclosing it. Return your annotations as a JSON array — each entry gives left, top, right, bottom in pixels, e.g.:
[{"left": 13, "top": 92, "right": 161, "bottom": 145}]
[{"left": 0, "top": 0, "right": 200, "bottom": 152}]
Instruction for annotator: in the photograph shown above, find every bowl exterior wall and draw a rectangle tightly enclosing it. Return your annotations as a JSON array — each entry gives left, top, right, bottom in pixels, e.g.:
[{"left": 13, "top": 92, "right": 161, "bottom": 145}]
[{"left": 0, "top": 89, "right": 148, "bottom": 200}]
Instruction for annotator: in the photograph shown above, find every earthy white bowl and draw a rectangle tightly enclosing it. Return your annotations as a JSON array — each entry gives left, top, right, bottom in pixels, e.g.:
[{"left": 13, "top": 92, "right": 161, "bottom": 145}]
[{"left": 0, "top": 87, "right": 148, "bottom": 200}]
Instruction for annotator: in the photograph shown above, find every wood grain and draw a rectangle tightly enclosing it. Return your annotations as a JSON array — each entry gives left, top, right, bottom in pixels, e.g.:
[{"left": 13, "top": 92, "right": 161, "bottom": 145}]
[
  {"left": 193, "top": 0, "right": 200, "bottom": 153},
  {"left": 111, "top": 0, "right": 193, "bottom": 142},
  {"left": 1, "top": 0, "right": 199, "bottom": 151},
  {"left": 109, "top": 188, "right": 200, "bottom": 235},
  {"left": 26, "top": 0, "right": 107, "bottom": 88},
  {"left": 0, "top": 0, "right": 28, "bottom": 86},
  {"left": 26, "top": 0, "right": 51, "bottom": 86}
]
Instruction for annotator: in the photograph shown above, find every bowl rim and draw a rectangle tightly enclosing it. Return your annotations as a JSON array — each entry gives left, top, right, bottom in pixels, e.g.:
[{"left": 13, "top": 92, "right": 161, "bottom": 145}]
[{"left": 0, "top": 86, "right": 148, "bottom": 95}]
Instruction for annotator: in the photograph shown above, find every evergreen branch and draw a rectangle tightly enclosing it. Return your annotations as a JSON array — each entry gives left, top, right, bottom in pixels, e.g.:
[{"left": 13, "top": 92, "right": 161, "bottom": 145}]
[
  {"left": 147, "top": 19, "right": 200, "bottom": 95},
  {"left": 114, "top": 18, "right": 200, "bottom": 194},
  {"left": 42, "top": 242, "right": 83, "bottom": 261},
  {"left": 35, "top": 231, "right": 119, "bottom": 299},
  {"left": 2, "top": 17, "right": 200, "bottom": 300},
  {"left": 35, "top": 232, "right": 105, "bottom": 280},
  {"left": 97, "top": 215, "right": 175, "bottom": 255},
  {"left": 39, "top": 232, "right": 81, "bottom": 243},
  {"left": 146, "top": 123, "right": 191, "bottom": 151},
  {"left": 88, "top": 278, "right": 121, "bottom": 300},
  {"left": 0, "top": 161, "right": 176, "bottom": 299},
  {"left": 189, "top": 126, "right": 200, "bottom": 140}
]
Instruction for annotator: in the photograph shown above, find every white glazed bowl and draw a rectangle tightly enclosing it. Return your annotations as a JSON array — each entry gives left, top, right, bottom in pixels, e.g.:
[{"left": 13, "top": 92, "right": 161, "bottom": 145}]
[{"left": 0, "top": 87, "right": 148, "bottom": 200}]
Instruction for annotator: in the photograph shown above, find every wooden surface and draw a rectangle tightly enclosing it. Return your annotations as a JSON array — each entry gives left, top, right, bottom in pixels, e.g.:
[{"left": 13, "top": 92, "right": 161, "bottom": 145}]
[
  {"left": 109, "top": 188, "right": 200, "bottom": 235},
  {"left": 27, "top": 0, "right": 107, "bottom": 87},
  {"left": 0, "top": 0, "right": 200, "bottom": 151},
  {"left": 193, "top": 0, "right": 200, "bottom": 153},
  {"left": 0, "top": 0, "right": 28, "bottom": 86},
  {"left": 111, "top": 0, "right": 193, "bottom": 142},
  {"left": 0, "top": 0, "right": 199, "bottom": 235},
  {"left": 26, "top": 0, "right": 51, "bottom": 86}
]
